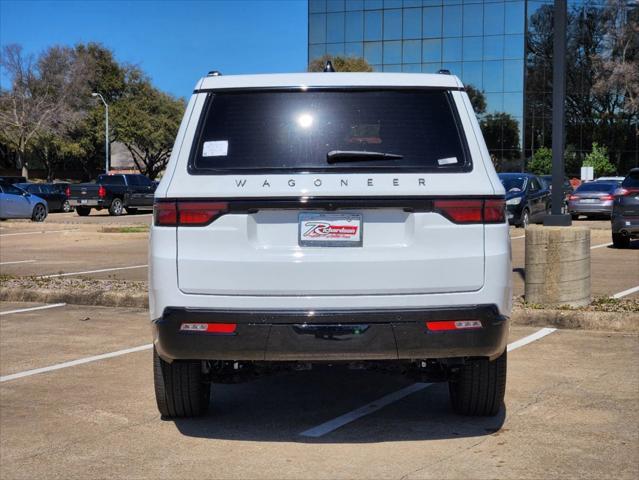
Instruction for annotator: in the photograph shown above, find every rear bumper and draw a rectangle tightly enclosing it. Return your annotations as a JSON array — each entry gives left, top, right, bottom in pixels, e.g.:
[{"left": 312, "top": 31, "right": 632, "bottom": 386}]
[
  {"left": 69, "top": 199, "right": 105, "bottom": 208},
  {"left": 568, "top": 202, "right": 613, "bottom": 215},
  {"left": 612, "top": 215, "right": 639, "bottom": 236},
  {"left": 153, "top": 305, "right": 509, "bottom": 362}
]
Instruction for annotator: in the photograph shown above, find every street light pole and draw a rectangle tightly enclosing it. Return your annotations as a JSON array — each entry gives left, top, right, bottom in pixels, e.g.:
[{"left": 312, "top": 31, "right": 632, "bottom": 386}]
[
  {"left": 92, "top": 92, "right": 109, "bottom": 175},
  {"left": 544, "top": 0, "right": 572, "bottom": 226}
]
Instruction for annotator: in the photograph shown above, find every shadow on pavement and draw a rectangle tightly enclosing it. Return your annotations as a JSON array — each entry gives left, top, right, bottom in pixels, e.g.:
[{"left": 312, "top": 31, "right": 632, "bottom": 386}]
[{"left": 172, "top": 366, "right": 506, "bottom": 443}]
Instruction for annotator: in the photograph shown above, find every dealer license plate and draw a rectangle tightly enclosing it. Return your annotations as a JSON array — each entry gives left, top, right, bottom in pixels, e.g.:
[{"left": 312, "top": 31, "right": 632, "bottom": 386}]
[{"left": 298, "top": 213, "right": 363, "bottom": 247}]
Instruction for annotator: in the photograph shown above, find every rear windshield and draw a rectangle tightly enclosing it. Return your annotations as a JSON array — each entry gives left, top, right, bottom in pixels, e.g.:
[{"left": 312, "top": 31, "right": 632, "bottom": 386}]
[
  {"left": 98, "top": 175, "right": 125, "bottom": 185},
  {"left": 190, "top": 89, "right": 469, "bottom": 173},
  {"left": 622, "top": 172, "right": 639, "bottom": 188},
  {"left": 576, "top": 182, "right": 616, "bottom": 192}
]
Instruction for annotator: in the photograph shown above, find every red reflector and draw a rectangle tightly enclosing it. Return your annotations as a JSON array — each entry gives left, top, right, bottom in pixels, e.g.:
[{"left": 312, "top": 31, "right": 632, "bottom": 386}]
[
  {"left": 483, "top": 199, "right": 505, "bottom": 223},
  {"left": 434, "top": 200, "right": 483, "bottom": 223},
  {"left": 426, "top": 320, "right": 482, "bottom": 331},
  {"left": 180, "top": 323, "right": 237, "bottom": 334},
  {"left": 98, "top": 186, "right": 106, "bottom": 198},
  {"left": 177, "top": 201, "right": 229, "bottom": 226},
  {"left": 154, "top": 202, "right": 177, "bottom": 226}
]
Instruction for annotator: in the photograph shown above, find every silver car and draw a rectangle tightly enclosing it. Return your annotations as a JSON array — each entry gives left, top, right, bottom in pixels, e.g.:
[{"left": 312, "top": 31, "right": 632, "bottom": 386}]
[
  {"left": 569, "top": 182, "right": 617, "bottom": 219},
  {"left": 0, "top": 183, "right": 48, "bottom": 222}
]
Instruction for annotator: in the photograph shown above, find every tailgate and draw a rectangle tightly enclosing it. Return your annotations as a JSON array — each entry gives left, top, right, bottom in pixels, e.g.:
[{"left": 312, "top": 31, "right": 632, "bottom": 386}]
[
  {"left": 176, "top": 206, "right": 485, "bottom": 296},
  {"left": 69, "top": 184, "right": 100, "bottom": 200}
]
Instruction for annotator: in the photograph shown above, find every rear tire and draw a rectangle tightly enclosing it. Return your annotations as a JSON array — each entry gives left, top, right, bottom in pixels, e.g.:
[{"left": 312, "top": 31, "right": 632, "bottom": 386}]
[
  {"left": 109, "top": 198, "right": 123, "bottom": 216},
  {"left": 62, "top": 200, "right": 72, "bottom": 213},
  {"left": 76, "top": 206, "right": 91, "bottom": 216},
  {"left": 153, "top": 347, "right": 210, "bottom": 418},
  {"left": 31, "top": 203, "right": 47, "bottom": 222},
  {"left": 449, "top": 350, "right": 507, "bottom": 417},
  {"left": 518, "top": 208, "right": 530, "bottom": 228},
  {"left": 612, "top": 233, "right": 630, "bottom": 249}
]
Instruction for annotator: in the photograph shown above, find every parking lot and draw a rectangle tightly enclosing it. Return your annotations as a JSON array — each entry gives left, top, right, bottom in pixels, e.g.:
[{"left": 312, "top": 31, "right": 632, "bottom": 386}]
[
  {"left": 0, "top": 301, "right": 637, "bottom": 479},
  {"left": 1, "top": 213, "right": 638, "bottom": 479}
]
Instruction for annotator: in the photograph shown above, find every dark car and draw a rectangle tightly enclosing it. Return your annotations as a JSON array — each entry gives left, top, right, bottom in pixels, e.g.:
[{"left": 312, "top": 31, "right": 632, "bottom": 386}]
[
  {"left": 68, "top": 173, "right": 156, "bottom": 216},
  {"left": 0, "top": 176, "right": 27, "bottom": 185},
  {"left": 568, "top": 182, "right": 618, "bottom": 220},
  {"left": 611, "top": 168, "right": 639, "bottom": 248},
  {"left": 499, "top": 173, "right": 551, "bottom": 228},
  {"left": 15, "top": 183, "right": 71, "bottom": 213},
  {"left": 540, "top": 175, "right": 573, "bottom": 211}
]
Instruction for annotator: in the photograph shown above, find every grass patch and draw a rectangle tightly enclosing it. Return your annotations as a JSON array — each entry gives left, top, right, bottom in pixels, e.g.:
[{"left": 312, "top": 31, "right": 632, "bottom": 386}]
[
  {"left": 517, "top": 295, "right": 639, "bottom": 313},
  {"left": 99, "top": 225, "right": 149, "bottom": 234}
]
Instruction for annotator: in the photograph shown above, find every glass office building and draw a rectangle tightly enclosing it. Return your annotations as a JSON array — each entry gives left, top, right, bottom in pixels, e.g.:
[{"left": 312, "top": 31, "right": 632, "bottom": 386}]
[{"left": 308, "top": 0, "right": 639, "bottom": 171}]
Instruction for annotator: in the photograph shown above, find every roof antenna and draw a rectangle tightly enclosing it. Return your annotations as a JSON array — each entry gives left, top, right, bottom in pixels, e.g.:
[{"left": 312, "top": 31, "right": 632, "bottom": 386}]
[{"left": 323, "top": 60, "right": 336, "bottom": 72}]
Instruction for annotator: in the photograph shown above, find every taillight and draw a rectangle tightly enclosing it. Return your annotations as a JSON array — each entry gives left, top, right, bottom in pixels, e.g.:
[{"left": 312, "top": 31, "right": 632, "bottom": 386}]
[
  {"left": 98, "top": 186, "right": 106, "bottom": 198},
  {"left": 600, "top": 194, "right": 614, "bottom": 201},
  {"left": 180, "top": 323, "right": 237, "bottom": 334},
  {"left": 153, "top": 201, "right": 229, "bottom": 226},
  {"left": 65, "top": 186, "right": 70, "bottom": 198},
  {"left": 569, "top": 195, "right": 578, "bottom": 201},
  {"left": 433, "top": 199, "right": 505, "bottom": 224}
]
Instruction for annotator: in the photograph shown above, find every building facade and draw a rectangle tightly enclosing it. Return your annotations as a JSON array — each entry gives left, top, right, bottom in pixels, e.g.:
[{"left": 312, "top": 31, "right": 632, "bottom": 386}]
[{"left": 308, "top": 0, "right": 639, "bottom": 172}]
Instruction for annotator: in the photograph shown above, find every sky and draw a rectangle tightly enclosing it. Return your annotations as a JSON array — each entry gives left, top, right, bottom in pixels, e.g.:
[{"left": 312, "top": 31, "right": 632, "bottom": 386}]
[{"left": 0, "top": 0, "right": 308, "bottom": 98}]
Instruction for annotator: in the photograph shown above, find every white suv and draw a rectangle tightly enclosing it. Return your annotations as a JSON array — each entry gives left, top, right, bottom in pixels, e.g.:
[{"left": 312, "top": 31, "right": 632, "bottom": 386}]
[{"left": 150, "top": 72, "right": 511, "bottom": 418}]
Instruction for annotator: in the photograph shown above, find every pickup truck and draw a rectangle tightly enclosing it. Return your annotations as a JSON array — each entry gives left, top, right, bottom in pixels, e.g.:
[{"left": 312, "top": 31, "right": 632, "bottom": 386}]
[{"left": 68, "top": 174, "right": 156, "bottom": 216}]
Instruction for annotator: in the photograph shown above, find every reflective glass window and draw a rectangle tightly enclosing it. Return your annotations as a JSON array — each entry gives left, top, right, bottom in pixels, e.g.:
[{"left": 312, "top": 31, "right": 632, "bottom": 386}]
[
  {"left": 403, "top": 39, "right": 421, "bottom": 63},
  {"left": 327, "top": 43, "right": 345, "bottom": 56},
  {"left": 484, "top": 2, "right": 504, "bottom": 35},
  {"left": 327, "top": 13, "right": 345, "bottom": 43},
  {"left": 326, "top": 0, "right": 345, "bottom": 12},
  {"left": 441, "top": 62, "right": 462, "bottom": 76},
  {"left": 443, "top": 37, "right": 462, "bottom": 62},
  {"left": 422, "top": 38, "right": 442, "bottom": 62},
  {"left": 423, "top": 7, "right": 442, "bottom": 38},
  {"left": 462, "top": 36, "right": 482, "bottom": 61},
  {"left": 364, "top": 10, "right": 383, "bottom": 40},
  {"left": 483, "top": 35, "right": 503, "bottom": 60},
  {"left": 462, "top": 61, "right": 482, "bottom": 89},
  {"left": 364, "top": 0, "right": 383, "bottom": 9},
  {"left": 443, "top": 5, "right": 462, "bottom": 36},
  {"left": 372, "top": 64, "right": 383, "bottom": 71},
  {"left": 383, "top": 64, "right": 402, "bottom": 72},
  {"left": 384, "top": 0, "right": 402, "bottom": 7},
  {"left": 483, "top": 60, "right": 504, "bottom": 92},
  {"left": 403, "top": 0, "right": 422, "bottom": 7},
  {"left": 504, "top": 34, "right": 524, "bottom": 59},
  {"left": 346, "top": 0, "right": 364, "bottom": 10},
  {"left": 402, "top": 63, "right": 421, "bottom": 72},
  {"left": 403, "top": 8, "right": 422, "bottom": 38},
  {"left": 309, "top": 14, "right": 327, "bottom": 44},
  {"left": 309, "top": 0, "right": 327, "bottom": 14},
  {"left": 422, "top": 62, "right": 442, "bottom": 73},
  {"left": 503, "top": 59, "right": 524, "bottom": 92},
  {"left": 345, "top": 11, "right": 364, "bottom": 41},
  {"left": 384, "top": 40, "right": 402, "bottom": 63},
  {"left": 345, "top": 42, "right": 364, "bottom": 57},
  {"left": 384, "top": 9, "right": 402, "bottom": 40},
  {"left": 462, "top": 4, "right": 482, "bottom": 36},
  {"left": 422, "top": 0, "right": 442, "bottom": 6},
  {"left": 309, "top": 44, "right": 326, "bottom": 61},
  {"left": 505, "top": 1, "right": 525, "bottom": 35},
  {"left": 503, "top": 92, "right": 523, "bottom": 117},
  {"left": 364, "top": 41, "right": 383, "bottom": 64},
  {"left": 485, "top": 92, "right": 504, "bottom": 113}
]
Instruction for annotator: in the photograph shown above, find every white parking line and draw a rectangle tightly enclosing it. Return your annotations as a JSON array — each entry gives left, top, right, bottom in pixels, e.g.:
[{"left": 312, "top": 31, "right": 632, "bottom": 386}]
[
  {"left": 591, "top": 242, "right": 613, "bottom": 250},
  {"left": 299, "top": 327, "right": 557, "bottom": 438},
  {"left": 0, "top": 260, "right": 36, "bottom": 266},
  {"left": 0, "top": 303, "right": 67, "bottom": 316},
  {"left": 37, "top": 264, "right": 148, "bottom": 278},
  {"left": 0, "top": 344, "right": 152, "bottom": 383},
  {"left": 0, "top": 229, "right": 76, "bottom": 237},
  {"left": 612, "top": 285, "right": 639, "bottom": 299}
]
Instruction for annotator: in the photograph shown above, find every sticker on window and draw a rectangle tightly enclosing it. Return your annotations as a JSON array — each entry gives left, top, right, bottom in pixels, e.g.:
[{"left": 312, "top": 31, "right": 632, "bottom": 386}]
[
  {"left": 202, "top": 140, "right": 228, "bottom": 157},
  {"left": 438, "top": 157, "right": 458, "bottom": 166}
]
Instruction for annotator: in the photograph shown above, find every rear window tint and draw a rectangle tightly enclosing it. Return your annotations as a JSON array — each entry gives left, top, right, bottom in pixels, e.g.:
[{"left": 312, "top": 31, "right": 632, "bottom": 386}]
[
  {"left": 576, "top": 182, "right": 616, "bottom": 192},
  {"left": 190, "top": 89, "right": 469, "bottom": 173},
  {"left": 622, "top": 172, "right": 639, "bottom": 188},
  {"left": 98, "top": 175, "right": 125, "bottom": 185}
]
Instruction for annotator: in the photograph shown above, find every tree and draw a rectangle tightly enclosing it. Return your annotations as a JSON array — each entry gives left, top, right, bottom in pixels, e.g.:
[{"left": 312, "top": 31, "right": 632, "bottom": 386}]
[
  {"left": 528, "top": 146, "right": 553, "bottom": 175},
  {"left": 465, "top": 84, "right": 486, "bottom": 115},
  {"left": 308, "top": 55, "right": 373, "bottom": 72},
  {"left": 583, "top": 142, "right": 616, "bottom": 176},
  {"left": 480, "top": 113, "right": 521, "bottom": 165},
  {"left": 113, "top": 75, "right": 184, "bottom": 179}
]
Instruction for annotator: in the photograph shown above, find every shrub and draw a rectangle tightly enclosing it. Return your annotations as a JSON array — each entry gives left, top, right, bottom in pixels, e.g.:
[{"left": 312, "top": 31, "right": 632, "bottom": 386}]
[
  {"left": 527, "top": 146, "right": 553, "bottom": 175},
  {"left": 583, "top": 142, "right": 615, "bottom": 177}
]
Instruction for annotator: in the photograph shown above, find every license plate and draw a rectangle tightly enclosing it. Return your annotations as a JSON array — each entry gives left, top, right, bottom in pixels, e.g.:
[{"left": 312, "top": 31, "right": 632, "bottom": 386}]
[
  {"left": 80, "top": 199, "right": 88, "bottom": 204},
  {"left": 580, "top": 199, "right": 597, "bottom": 203},
  {"left": 299, "top": 213, "right": 362, "bottom": 247}
]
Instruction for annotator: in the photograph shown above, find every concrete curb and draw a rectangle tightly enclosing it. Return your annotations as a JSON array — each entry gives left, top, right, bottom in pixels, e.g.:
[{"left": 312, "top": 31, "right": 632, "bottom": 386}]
[
  {"left": 1, "top": 287, "right": 636, "bottom": 332},
  {"left": 0, "top": 287, "right": 148, "bottom": 309}
]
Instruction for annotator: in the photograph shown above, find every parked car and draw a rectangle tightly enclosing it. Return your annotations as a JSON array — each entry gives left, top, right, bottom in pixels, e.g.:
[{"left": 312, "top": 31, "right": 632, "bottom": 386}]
[
  {"left": 0, "top": 183, "right": 48, "bottom": 222},
  {"left": 499, "top": 173, "right": 551, "bottom": 227},
  {"left": 540, "top": 175, "right": 573, "bottom": 212},
  {"left": 68, "top": 173, "right": 156, "bottom": 216},
  {"left": 595, "top": 176, "right": 624, "bottom": 185},
  {"left": 611, "top": 168, "right": 639, "bottom": 248},
  {"left": 14, "top": 183, "right": 71, "bottom": 213},
  {"left": 150, "top": 71, "right": 511, "bottom": 419},
  {"left": 0, "top": 176, "right": 27, "bottom": 185},
  {"left": 568, "top": 182, "right": 618, "bottom": 219}
]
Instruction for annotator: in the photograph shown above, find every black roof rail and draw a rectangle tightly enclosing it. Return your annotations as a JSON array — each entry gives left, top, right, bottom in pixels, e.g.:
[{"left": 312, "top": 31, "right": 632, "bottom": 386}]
[
  {"left": 207, "top": 70, "right": 222, "bottom": 77},
  {"left": 324, "top": 60, "right": 336, "bottom": 72},
  {"left": 437, "top": 69, "right": 451, "bottom": 75}
]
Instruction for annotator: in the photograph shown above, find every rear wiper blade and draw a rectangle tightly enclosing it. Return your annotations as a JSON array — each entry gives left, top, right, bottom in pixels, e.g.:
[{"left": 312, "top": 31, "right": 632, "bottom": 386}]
[{"left": 326, "top": 150, "right": 403, "bottom": 163}]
